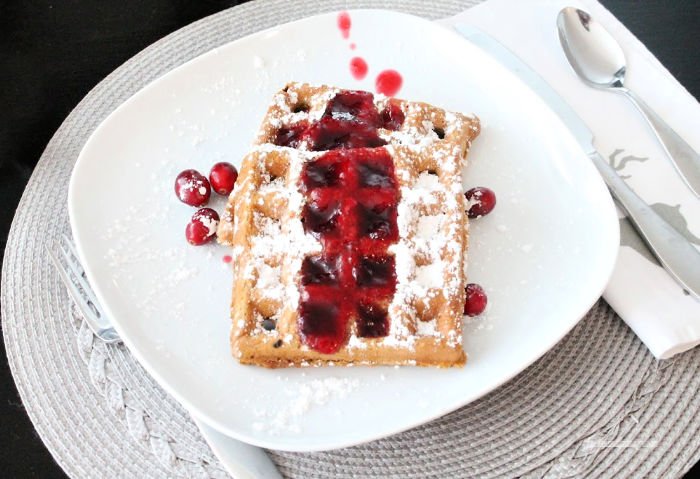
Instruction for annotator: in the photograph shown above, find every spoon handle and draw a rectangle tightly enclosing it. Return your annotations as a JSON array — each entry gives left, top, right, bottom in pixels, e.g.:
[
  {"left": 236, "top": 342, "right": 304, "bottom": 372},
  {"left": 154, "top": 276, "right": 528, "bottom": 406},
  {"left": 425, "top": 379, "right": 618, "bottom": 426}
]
[
  {"left": 619, "top": 88, "right": 700, "bottom": 197},
  {"left": 589, "top": 151, "right": 700, "bottom": 298}
]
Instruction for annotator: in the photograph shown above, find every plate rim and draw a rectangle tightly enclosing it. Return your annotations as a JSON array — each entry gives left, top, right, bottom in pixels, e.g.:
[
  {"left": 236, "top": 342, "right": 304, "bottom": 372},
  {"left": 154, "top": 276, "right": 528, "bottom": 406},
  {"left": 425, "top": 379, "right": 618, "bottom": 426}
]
[{"left": 68, "top": 7, "right": 620, "bottom": 451}]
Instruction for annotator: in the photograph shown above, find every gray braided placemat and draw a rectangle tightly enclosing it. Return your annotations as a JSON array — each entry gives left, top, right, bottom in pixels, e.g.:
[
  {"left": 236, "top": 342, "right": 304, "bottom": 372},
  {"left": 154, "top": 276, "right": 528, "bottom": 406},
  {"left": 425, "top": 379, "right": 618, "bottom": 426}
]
[{"left": 2, "top": 0, "right": 699, "bottom": 477}]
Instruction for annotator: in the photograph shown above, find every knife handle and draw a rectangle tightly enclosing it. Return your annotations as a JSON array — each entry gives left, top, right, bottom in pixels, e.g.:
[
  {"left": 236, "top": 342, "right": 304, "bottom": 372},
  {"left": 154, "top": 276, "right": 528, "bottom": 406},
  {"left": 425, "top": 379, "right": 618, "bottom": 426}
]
[
  {"left": 589, "top": 152, "right": 700, "bottom": 299},
  {"left": 619, "top": 88, "right": 700, "bottom": 197}
]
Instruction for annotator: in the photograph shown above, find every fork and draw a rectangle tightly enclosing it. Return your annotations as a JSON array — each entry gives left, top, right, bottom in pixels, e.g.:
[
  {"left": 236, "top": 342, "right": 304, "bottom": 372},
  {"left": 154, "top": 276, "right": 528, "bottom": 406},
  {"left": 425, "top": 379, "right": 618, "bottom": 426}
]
[
  {"left": 47, "top": 234, "right": 121, "bottom": 343},
  {"left": 48, "top": 235, "right": 281, "bottom": 478}
]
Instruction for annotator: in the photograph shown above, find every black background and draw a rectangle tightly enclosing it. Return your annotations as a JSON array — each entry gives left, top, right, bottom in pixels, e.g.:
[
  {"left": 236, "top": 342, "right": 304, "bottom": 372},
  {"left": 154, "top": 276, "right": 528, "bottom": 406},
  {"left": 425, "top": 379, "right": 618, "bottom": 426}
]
[{"left": 1, "top": 1, "right": 699, "bottom": 477}]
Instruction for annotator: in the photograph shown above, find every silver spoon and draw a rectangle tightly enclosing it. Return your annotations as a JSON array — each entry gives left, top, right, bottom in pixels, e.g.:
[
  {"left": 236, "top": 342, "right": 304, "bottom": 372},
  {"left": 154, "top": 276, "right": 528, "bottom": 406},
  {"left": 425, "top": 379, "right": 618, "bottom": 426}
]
[{"left": 557, "top": 7, "right": 700, "bottom": 197}]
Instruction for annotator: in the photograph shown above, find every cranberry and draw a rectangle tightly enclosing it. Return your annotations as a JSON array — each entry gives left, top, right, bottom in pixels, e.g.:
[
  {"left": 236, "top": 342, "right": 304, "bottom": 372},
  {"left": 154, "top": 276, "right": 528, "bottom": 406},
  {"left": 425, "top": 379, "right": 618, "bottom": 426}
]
[
  {"left": 185, "top": 208, "right": 219, "bottom": 245},
  {"left": 464, "top": 283, "right": 487, "bottom": 316},
  {"left": 175, "top": 169, "right": 210, "bottom": 207},
  {"left": 209, "top": 162, "right": 238, "bottom": 196},
  {"left": 465, "top": 187, "right": 496, "bottom": 218}
]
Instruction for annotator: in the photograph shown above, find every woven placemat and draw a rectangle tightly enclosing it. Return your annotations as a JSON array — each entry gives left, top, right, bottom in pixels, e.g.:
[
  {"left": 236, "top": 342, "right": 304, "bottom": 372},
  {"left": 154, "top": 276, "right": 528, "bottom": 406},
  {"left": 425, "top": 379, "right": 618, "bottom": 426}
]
[{"left": 2, "top": 0, "right": 700, "bottom": 477}]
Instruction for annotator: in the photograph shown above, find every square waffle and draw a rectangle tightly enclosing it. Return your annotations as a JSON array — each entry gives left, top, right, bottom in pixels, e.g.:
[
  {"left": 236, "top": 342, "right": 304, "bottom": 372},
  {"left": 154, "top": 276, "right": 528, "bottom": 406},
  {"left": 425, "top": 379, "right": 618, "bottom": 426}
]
[{"left": 218, "top": 82, "right": 480, "bottom": 367}]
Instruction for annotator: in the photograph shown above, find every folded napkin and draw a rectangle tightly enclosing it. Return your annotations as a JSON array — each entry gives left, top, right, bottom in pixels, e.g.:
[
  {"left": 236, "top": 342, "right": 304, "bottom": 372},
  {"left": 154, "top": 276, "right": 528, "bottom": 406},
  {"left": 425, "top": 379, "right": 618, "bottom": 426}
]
[{"left": 441, "top": 0, "right": 700, "bottom": 359}]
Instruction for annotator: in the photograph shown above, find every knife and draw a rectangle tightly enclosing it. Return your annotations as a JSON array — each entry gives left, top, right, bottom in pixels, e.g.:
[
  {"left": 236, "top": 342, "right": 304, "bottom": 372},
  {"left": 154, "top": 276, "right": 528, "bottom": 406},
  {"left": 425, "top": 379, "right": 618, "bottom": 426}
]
[{"left": 453, "top": 25, "right": 700, "bottom": 299}]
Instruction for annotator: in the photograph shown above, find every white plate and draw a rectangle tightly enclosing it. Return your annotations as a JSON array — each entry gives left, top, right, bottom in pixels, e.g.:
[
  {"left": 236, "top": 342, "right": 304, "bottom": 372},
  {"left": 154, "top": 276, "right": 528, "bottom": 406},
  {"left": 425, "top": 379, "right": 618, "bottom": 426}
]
[{"left": 69, "top": 9, "right": 618, "bottom": 451}]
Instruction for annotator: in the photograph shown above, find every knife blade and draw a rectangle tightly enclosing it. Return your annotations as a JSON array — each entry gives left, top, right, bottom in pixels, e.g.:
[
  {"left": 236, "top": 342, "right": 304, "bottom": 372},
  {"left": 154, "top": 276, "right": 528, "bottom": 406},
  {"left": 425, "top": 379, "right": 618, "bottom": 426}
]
[
  {"left": 453, "top": 24, "right": 700, "bottom": 298},
  {"left": 454, "top": 25, "right": 595, "bottom": 155}
]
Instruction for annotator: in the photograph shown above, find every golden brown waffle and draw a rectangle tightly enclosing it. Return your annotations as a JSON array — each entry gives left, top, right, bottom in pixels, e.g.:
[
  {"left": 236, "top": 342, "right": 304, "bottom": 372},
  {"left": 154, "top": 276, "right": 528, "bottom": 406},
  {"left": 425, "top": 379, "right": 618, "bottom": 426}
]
[{"left": 218, "top": 82, "right": 480, "bottom": 368}]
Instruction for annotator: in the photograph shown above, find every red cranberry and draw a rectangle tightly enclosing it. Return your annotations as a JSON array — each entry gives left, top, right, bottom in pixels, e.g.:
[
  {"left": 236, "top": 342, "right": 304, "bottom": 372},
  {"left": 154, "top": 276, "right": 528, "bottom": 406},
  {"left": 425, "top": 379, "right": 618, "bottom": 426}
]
[
  {"left": 185, "top": 208, "right": 219, "bottom": 245},
  {"left": 209, "top": 162, "right": 238, "bottom": 196},
  {"left": 175, "top": 169, "right": 210, "bottom": 206},
  {"left": 465, "top": 187, "right": 496, "bottom": 218},
  {"left": 464, "top": 283, "right": 487, "bottom": 316}
]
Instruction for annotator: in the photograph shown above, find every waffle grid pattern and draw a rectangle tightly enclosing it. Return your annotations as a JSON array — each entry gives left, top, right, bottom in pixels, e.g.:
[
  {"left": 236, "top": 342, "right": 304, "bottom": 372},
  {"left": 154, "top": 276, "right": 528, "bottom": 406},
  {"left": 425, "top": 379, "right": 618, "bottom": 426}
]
[
  {"left": 299, "top": 148, "right": 400, "bottom": 346},
  {"left": 222, "top": 82, "right": 480, "bottom": 367}
]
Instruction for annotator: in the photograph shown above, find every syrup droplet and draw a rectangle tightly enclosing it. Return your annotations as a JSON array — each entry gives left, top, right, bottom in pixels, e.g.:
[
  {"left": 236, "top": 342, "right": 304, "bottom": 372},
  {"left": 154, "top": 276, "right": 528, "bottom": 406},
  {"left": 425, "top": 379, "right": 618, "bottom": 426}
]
[
  {"left": 337, "top": 12, "right": 351, "bottom": 39},
  {"left": 349, "top": 57, "right": 368, "bottom": 80},
  {"left": 375, "top": 70, "right": 403, "bottom": 96},
  {"left": 222, "top": 255, "right": 232, "bottom": 263},
  {"left": 350, "top": 42, "right": 356, "bottom": 50}
]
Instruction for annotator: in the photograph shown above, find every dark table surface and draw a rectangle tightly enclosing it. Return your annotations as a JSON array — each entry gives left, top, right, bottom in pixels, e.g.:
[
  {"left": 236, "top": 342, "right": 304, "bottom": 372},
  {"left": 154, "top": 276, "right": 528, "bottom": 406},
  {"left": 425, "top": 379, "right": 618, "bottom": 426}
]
[{"left": 1, "top": 1, "right": 699, "bottom": 477}]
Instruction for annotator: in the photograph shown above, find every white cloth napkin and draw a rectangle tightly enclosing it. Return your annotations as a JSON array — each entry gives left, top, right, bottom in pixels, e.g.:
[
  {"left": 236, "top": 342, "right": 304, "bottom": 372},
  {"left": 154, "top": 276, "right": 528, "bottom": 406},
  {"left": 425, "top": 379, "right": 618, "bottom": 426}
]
[{"left": 441, "top": 0, "right": 700, "bottom": 359}]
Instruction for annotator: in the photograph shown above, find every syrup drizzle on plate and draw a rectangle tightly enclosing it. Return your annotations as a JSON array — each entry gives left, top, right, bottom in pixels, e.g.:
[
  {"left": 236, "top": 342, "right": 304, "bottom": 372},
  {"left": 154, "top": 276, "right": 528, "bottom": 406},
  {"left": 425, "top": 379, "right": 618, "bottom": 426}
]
[
  {"left": 337, "top": 11, "right": 404, "bottom": 96},
  {"left": 350, "top": 57, "right": 368, "bottom": 80},
  {"left": 337, "top": 12, "right": 351, "bottom": 39},
  {"left": 375, "top": 69, "right": 403, "bottom": 97}
]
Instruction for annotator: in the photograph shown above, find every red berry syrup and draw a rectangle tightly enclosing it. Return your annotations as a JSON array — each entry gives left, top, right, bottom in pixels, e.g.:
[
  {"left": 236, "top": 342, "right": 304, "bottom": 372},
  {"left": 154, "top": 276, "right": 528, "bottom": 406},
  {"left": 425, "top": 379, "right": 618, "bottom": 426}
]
[
  {"left": 299, "top": 148, "right": 399, "bottom": 354},
  {"left": 337, "top": 12, "right": 351, "bottom": 39},
  {"left": 350, "top": 57, "right": 368, "bottom": 80},
  {"left": 375, "top": 70, "right": 403, "bottom": 97}
]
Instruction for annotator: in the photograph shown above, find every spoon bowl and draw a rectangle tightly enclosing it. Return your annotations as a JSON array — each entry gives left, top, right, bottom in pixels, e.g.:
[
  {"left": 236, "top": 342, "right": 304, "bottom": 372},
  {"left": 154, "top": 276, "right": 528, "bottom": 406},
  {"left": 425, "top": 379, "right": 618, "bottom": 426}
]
[
  {"left": 557, "top": 7, "right": 627, "bottom": 88},
  {"left": 557, "top": 6, "right": 700, "bottom": 197}
]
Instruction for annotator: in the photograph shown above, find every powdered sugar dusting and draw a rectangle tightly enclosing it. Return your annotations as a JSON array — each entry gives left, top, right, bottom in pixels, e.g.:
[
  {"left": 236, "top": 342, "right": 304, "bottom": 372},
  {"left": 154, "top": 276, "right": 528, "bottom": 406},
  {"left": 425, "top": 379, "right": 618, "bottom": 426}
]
[
  {"left": 222, "top": 82, "right": 477, "bottom": 360},
  {"left": 415, "top": 262, "right": 444, "bottom": 289},
  {"left": 251, "top": 377, "right": 360, "bottom": 434},
  {"left": 415, "top": 171, "right": 441, "bottom": 190},
  {"left": 239, "top": 145, "right": 322, "bottom": 311},
  {"left": 256, "top": 263, "right": 283, "bottom": 299},
  {"left": 417, "top": 318, "right": 439, "bottom": 337},
  {"left": 200, "top": 215, "right": 218, "bottom": 236},
  {"left": 262, "top": 84, "right": 339, "bottom": 140},
  {"left": 100, "top": 151, "right": 220, "bottom": 325},
  {"left": 417, "top": 214, "right": 445, "bottom": 240},
  {"left": 257, "top": 175, "right": 285, "bottom": 194},
  {"left": 250, "top": 214, "right": 283, "bottom": 258},
  {"left": 387, "top": 143, "right": 467, "bottom": 341}
]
